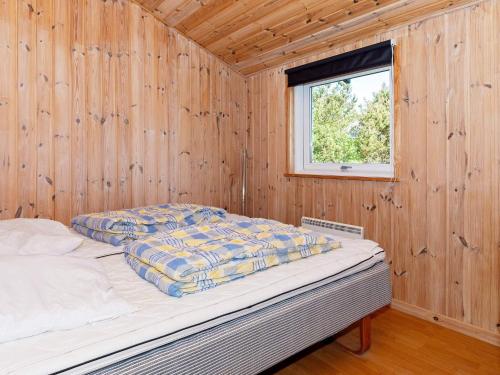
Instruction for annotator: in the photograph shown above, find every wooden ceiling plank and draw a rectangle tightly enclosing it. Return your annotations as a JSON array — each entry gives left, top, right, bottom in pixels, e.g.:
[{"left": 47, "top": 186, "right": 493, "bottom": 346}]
[
  {"left": 133, "top": 0, "right": 169, "bottom": 19},
  {"left": 235, "top": 0, "right": 448, "bottom": 71},
  {"left": 239, "top": 24, "right": 389, "bottom": 74},
  {"left": 214, "top": 0, "right": 394, "bottom": 63},
  {"left": 204, "top": 0, "right": 335, "bottom": 53},
  {"left": 156, "top": 0, "right": 188, "bottom": 25},
  {"left": 234, "top": 0, "right": 440, "bottom": 67},
  {"left": 206, "top": 0, "right": 353, "bottom": 53},
  {"left": 175, "top": 0, "right": 238, "bottom": 34},
  {"left": 237, "top": 0, "right": 479, "bottom": 74},
  {"left": 220, "top": 2, "right": 390, "bottom": 64},
  {"left": 163, "top": 0, "right": 208, "bottom": 27},
  {"left": 182, "top": 0, "right": 263, "bottom": 42},
  {"left": 189, "top": 0, "right": 299, "bottom": 45},
  {"left": 139, "top": 0, "right": 166, "bottom": 9}
]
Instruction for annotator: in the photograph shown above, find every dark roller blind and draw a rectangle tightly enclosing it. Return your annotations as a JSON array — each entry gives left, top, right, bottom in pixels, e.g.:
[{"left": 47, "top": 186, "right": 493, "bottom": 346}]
[{"left": 285, "top": 40, "right": 393, "bottom": 87}]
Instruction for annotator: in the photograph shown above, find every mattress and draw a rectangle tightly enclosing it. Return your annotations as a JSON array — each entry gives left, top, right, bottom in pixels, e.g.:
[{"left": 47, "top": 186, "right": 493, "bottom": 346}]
[
  {"left": 0, "top": 232, "right": 387, "bottom": 375},
  {"left": 89, "top": 262, "right": 391, "bottom": 375}
]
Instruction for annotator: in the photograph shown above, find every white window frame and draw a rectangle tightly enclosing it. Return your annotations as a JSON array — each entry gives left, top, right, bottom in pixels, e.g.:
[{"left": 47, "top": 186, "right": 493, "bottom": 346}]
[{"left": 293, "top": 66, "right": 394, "bottom": 178}]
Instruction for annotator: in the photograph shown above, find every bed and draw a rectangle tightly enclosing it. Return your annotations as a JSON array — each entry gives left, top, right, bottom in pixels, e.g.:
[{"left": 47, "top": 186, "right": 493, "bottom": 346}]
[{"left": 0, "top": 220, "right": 391, "bottom": 375}]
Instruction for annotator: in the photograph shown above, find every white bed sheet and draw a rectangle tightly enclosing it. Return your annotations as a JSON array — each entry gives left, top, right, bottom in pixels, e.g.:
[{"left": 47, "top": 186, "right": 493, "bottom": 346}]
[{"left": 0, "top": 232, "right": 385, "bottom": 375}]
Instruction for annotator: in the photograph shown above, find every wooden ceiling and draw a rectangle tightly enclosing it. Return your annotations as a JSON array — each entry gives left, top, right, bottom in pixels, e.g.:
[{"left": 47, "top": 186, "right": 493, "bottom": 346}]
[{"left": 134, "top": 0, "right": 479, "bottom": 74}]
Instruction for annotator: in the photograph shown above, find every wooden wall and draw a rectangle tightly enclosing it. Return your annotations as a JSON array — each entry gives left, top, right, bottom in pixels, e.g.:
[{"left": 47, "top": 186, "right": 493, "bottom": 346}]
[
  {"left": 0, "top": 0, "right": 247, "bottom": 224},
  {"left": 246, "top": 0, "right": 499, "bottom": 341}
]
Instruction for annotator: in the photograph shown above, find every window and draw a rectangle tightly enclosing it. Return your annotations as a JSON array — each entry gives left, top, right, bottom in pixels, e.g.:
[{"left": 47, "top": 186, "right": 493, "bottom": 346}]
[{"left": 287, "top": 41, "right": 395, "bottom": 179}]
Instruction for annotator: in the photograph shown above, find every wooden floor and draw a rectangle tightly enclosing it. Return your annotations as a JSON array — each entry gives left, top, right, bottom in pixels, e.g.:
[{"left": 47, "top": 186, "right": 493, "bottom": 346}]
[{"left": 269, "top": 308, "right": 500, "bottom": 375}]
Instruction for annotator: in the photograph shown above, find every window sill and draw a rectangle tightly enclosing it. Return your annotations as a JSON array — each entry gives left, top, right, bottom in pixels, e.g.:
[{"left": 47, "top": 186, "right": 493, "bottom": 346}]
[{"left": 284, "top": 172, "right": 399, "bottom": 182}]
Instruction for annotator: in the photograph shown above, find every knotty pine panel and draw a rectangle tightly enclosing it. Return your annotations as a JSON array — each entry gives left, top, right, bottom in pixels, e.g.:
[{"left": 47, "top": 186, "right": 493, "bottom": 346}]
[
  {"left": 245, "top": 1, "right": 499, "bottom": 338},
  {"left": 0, "top": 0, "right": 247, "bottom": 223}
]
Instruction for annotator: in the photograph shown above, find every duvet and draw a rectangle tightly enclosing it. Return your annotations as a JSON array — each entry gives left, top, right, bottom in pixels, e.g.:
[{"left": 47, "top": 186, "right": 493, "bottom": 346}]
[
  {"left": 124, "top": 218, "right": 342, "bottom": 297},
  {"left": 71, "top": 203, "right": 226, "bottom": 246}
]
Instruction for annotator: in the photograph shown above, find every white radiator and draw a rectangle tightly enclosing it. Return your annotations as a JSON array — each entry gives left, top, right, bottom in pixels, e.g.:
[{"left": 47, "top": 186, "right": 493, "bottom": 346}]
[{"left": 301, "top": 217, "right": 364, "bottom": 239}]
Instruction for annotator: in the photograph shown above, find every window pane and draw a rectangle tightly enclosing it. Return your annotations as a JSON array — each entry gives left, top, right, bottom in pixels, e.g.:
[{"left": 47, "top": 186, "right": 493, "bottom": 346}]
[{"left": 310, "top": 70, "right": 391, "bottom": 164}]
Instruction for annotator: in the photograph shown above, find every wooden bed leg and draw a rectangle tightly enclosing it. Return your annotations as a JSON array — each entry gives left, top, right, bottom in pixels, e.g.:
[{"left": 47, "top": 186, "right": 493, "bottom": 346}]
[
  {"left": 357, "top": 315, "right": 371, "bottom": 354},
  {"left": 337, "top": 315, "right": 371, "bottom": 355}
]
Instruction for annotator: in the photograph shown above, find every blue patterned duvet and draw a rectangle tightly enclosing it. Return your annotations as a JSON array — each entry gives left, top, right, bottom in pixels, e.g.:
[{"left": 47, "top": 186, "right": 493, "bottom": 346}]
[
  {"left": 124, "top": 218, "right": 342, "bottom": 297},
  {"left": 71, "top": 204, "right": 226, "bottom": 246}
]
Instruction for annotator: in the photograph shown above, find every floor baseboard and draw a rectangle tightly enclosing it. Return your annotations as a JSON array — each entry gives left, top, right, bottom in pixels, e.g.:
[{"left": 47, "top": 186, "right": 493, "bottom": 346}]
[{"left": 391, "top": 299, "right": 500, "bottom": 347}]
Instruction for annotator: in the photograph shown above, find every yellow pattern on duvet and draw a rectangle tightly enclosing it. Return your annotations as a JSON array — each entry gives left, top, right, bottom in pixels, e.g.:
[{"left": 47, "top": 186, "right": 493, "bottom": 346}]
[{"left": 124, "top": 218, "right": 342, "bottom": 297}]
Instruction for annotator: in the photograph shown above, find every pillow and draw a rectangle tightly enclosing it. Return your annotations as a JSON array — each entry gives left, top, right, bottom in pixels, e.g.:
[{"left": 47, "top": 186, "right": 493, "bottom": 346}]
[
  {"left": 0, "top": 218, "right": 83, "bottom": 255},
  {"left": 0, "top": 255, "right": 135, "bottom": 343}
]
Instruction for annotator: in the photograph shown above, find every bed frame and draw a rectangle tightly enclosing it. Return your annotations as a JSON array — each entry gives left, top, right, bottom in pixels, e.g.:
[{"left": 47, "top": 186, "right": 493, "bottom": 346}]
[{"left": 61, "top": 261, "right": 391, "bottom": 375}]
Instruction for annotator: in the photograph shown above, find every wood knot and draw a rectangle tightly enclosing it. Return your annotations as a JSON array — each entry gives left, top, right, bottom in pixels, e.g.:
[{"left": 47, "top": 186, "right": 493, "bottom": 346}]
[{"left": 15, "top": 206, "right": 23, "bottom": 218}]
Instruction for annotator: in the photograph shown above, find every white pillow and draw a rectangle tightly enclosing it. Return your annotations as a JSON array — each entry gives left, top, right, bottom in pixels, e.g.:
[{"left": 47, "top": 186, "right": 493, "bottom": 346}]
[
  {"left": 0, "top": 218, "right": 83, "bottom": 255},
  {"left": 0, "top": 255, "right": 135, "bottom": 343}
]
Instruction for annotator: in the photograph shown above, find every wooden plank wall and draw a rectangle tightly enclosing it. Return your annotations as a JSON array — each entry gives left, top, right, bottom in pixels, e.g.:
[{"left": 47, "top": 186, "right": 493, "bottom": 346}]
[
  {"left": 246, "top": 0, "right": 499, "bottom": 340},
  {"left": 0, "top": 0, "right": 247, "bottom": 224}
]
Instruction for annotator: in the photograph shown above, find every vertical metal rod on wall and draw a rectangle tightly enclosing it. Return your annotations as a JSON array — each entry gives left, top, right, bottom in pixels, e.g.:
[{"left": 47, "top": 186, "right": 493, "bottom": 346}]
[{"left": 241, "top": 148, "right": 248, "bottom": 215}]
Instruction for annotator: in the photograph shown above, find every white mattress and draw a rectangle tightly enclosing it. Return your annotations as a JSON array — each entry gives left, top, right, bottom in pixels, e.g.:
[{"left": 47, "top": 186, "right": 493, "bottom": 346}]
[{"left": 0, "top": 231, "right": 385, "bottom": 375}]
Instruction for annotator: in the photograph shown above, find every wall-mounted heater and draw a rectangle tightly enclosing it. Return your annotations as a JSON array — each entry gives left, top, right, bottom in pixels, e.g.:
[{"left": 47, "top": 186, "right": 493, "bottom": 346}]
[{"left": 301, "top": 217, "right": 364, "bottom": 239}]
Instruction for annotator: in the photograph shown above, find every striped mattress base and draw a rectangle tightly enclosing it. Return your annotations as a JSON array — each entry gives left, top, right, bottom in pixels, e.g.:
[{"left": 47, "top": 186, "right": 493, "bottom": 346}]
[{"left": 78, "top": 261, "right": 391, "bottom": 375}]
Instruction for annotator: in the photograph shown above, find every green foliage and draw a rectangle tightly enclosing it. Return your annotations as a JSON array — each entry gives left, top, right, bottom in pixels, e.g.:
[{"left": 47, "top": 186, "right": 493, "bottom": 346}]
[
  {"left": 356, "top": 85, "right": 391, "bottom": 163},
  {"left": 311, "top": 79, "right": 391, "bottom": 164},
  {"left": 311, "top": 81, "right": 359, "bottom": 163}
]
